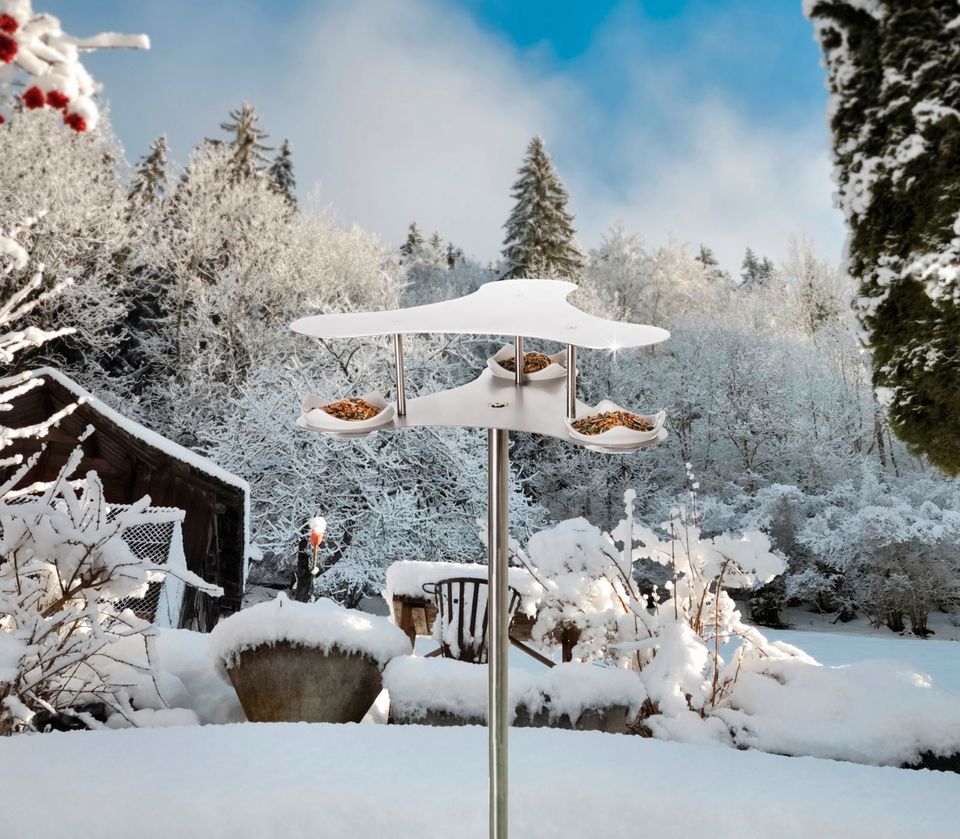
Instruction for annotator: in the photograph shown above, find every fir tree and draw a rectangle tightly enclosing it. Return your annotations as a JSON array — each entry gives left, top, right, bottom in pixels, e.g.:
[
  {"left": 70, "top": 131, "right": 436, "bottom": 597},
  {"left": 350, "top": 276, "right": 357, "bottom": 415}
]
[
  {"left": 446, "top": 241, "right": 464, "bottom": 268},
  {"left": 501, "top": 136, "right": 585, "bottom": 279},
  {"left": 740, "top": 247, "right": 774, "bottom": 288},
  {"left": 696, "top": 244, "right": 718, "bottom": 269},
  {"left": 696, "top": 243, "right": 728, "bottom": 284},
  {"left": 428, "top": 231, "right": 443, "bottom": 251},
  {"left": 216, "top": 102, "right": 272, "bottom": 182},
  {"left": 807, "top": 0, "right": 960, "bottom": 473},
  {"left": 127, "top": 135, "right": 168, "bottom": 213},
  {"left": 268, "top": 138, "right": 296, "bottom": 208},
  {"left": 400, "top": 222, "right": 424, "bottom": 259}
]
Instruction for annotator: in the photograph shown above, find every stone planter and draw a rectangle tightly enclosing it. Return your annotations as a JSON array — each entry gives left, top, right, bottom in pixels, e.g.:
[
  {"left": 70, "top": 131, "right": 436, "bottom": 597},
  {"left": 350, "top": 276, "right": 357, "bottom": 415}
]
[{"left": 227, "top": 641, "right": 384, "bottom": 724}]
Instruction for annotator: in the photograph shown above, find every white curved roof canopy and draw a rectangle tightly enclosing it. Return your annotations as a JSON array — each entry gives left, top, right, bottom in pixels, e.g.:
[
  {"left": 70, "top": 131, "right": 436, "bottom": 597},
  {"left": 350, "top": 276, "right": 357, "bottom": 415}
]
[{"left": 291, "top": 279, "right": 670, "bottom": 349}]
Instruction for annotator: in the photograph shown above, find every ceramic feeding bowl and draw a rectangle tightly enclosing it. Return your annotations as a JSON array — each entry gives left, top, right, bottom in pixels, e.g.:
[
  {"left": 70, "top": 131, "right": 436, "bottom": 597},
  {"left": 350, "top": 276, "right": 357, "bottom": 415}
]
[
  {"left": 564, "top": 401, "right": 666, "bottom": 447},
  {"left": 301, "top": 391, "right": 395, "bottom": 432},
  {"left": 487, "top": 345, "right": 569, "bottom": 381}
]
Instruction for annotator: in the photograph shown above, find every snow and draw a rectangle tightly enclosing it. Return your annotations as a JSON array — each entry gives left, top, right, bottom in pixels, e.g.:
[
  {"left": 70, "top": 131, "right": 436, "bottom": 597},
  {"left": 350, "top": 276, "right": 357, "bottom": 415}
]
[
  {"left": 100, "top": 628, "right": 243, "bottom": 725},
  {"left": 0, "top": 235, "right": 28, "bottom": 270},
  {"left": 209, "top": 594, "right": 412, "bottom": 670},
  {"left": 0, "top": 628, "right": 25, "bottom": 682},
  {"left": 768, "top": 622, "right": 960, "bottom": 693},
  {"left": 719, "top": 656, "right": 960, "bottom": 767},
  {"left": 384, "top": 656, "right": 540, "bottom": 722},
  {"left": 1, "top": 723, "right": 957, "bottom": 839},
  {"left": 384, "top": 657, "right": 647, "bottom": 724},
  {"left": 384, "top": 559, "right": 544, "bottom": 617}
]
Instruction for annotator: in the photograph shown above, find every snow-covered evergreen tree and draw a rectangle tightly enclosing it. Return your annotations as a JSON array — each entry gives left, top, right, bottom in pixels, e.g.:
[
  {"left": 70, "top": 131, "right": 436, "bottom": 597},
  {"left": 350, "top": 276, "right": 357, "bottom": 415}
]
[
  {"left": 216, "top": 102, "right": 272, "bottom": 182},
  {"left": 399, "top": 222, "right": 424, "bottom": 260},
  {"left": 127, "top": 135, "right": 168, "bottom": 214},
  {"left": 501, "top": 136, "right": 584, "bottom": 279},
  {"left": 268, "top": 138, "right": 296, "bottom": 208},
  {"left": 740, "top": 247, "right": 774, "bottom": 288},
  {"left": 806, "top": 0, "right": 960, "bottom": 474}
]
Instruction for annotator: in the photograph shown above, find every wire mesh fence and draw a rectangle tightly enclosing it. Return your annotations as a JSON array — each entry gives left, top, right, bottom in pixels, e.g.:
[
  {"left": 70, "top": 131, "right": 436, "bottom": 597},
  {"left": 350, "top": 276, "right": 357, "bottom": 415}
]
[{"left": 111, "top": 505, "right": 188, "bottom": 628}]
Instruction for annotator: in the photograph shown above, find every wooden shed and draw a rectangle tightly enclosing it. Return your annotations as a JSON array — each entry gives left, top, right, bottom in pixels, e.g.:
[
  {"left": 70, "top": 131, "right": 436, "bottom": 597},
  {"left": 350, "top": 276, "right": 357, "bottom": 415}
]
[{"left": 2, "top": 368, "right": 249, "bottom": 630}]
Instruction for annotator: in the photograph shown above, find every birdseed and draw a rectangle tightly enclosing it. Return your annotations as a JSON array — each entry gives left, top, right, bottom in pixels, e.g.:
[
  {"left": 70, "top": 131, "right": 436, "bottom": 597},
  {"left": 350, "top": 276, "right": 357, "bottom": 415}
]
[{"left": 571, "top": 411, "right": 654, "bottom": 435}]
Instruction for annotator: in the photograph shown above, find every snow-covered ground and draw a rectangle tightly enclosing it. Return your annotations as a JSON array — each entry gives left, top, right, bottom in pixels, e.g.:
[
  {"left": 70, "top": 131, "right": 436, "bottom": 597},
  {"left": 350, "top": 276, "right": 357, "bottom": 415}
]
[
  {"left": 766, "top": 627, "right": 960, "bottom": 694},
  {"left": 2, "top": 722, "right": 958, "bottom": 839},
  {"left": 2, "top": 621, "right": 959, "bottom": 838}
]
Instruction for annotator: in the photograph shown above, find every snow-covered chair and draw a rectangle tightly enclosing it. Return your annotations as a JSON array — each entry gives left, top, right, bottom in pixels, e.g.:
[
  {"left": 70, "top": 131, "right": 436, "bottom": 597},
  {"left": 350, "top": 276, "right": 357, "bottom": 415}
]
[{"left": 423, "top": 577, "right": 521, "bottom": 664}]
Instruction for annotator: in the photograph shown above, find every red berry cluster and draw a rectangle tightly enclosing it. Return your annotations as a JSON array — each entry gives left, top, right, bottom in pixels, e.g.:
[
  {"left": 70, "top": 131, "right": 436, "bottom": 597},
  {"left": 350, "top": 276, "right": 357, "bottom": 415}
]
[
  {"left": 46, "top": 90, "right": 69, "bottom": 110},
  {"left": 0, "top": 32, "right": 16, "bottom": 64},
  {"left": 0, "top": 13, "right": 18, "bottom": 33},
  {"left": 22, "top": 86, "right": 44, "bottom": 110},
  {"left": 63, "top": 112, "right": 87, "bottom": 133}
]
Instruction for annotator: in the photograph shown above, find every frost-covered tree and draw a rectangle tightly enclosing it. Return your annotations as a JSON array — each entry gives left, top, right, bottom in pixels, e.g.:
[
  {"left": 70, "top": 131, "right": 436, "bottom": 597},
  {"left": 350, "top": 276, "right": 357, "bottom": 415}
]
[
  {"left": 797, "top": 469, "right": 960, "bottom": 635},
  {"left": 806, "top": 0, "right": 960, "bottom": 473},
  {"left": 126, "top": 135, "right": 168, "bottom": 214},
  {"left": 399, "top": 222, "right": 424, "bottom": 260},
  {"left": 502, "top": 136, "right": 584, "bottom": 279},
  {"left": 0, "top": 110, "right": 131, "bottom": 389},
  {"left": 579, "top": 225, "right": 712, "bottom": 324},
  {"left": 268, "top": 138, "right": 296, "bottom": 208},
  {"left": 216, "top": 102, "right": 272, "bottom": 182},
  {"left": 740, "top": 247, "right": 775, "bottom": 288}
]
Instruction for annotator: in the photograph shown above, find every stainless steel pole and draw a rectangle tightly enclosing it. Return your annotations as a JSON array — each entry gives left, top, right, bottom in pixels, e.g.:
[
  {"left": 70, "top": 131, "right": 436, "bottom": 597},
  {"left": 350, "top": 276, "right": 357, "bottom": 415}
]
[
  {"left": 566, "top": 344, "right": 577, "bottom": 419},
  {"left": 513, "top": 336, "right": 524, "bottom": 386},
  {"left": 487, "top": 428, "right": 510, "bottom": 839},
  {"left": 393, "top": 333, "right": 407, "bottom": 417}
]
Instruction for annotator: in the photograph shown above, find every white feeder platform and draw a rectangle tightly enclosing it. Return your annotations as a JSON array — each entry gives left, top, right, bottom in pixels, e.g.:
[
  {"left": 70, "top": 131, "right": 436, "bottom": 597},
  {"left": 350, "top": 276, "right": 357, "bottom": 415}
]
[{"left": 292, "top": 279, "right": 670, "bottom": 350}]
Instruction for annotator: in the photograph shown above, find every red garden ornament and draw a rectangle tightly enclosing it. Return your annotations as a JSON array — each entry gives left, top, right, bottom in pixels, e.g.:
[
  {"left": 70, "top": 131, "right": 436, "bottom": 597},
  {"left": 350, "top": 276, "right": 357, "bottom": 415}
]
[{"left": 308, "top": 515, "right": 327, "bottom": 576}]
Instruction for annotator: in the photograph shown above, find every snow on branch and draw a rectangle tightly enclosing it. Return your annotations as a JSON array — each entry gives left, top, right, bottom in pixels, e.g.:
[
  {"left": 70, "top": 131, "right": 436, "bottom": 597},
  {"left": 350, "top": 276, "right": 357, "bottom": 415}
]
[{"left": 0, "top": 1, "right": 149, "bottom": 132}]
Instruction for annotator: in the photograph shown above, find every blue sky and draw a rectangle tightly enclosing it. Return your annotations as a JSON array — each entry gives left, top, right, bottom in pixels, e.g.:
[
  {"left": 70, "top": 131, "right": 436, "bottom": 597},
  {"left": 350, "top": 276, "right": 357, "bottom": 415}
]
[{"left": 43, "top": 0, "right": 843, "bottom": 270}]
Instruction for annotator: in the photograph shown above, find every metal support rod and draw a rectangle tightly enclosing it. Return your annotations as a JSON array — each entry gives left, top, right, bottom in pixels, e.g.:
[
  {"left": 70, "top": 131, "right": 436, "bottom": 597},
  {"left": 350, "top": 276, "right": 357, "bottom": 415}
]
[
  {"left": 565, "top": 344, "right": 577, "bottom": 419},
  {"left": 487, "top": 428, "right": 510, "bottom": 839},
  {"left": 513, "top": 336, "right": 524, "bottom": 386},
  {"left": 393, "top": 333, "right": 406, "bottom": 417}
]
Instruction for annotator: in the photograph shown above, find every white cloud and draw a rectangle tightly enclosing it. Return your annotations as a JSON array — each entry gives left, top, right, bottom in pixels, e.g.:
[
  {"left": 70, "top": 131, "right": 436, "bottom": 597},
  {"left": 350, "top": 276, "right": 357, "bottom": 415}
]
[
  {"left": 273, "top": 0, "right": 576, "bottom": 263},
  {"left": 92, "top": 0, "right": 846, "bottom": 273}
]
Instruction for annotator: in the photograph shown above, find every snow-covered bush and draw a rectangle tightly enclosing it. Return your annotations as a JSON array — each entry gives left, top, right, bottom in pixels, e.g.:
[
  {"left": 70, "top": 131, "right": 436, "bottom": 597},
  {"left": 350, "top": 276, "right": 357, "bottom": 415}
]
[
  {"left": 0, "top": 450, "right": 221, "bottom": 734},
  {"left": 0, "top": 230, "right": 220, "bottom": 735},
  {"left": 519, "top": 485, "right": 799, "bottom": 735},
  {"left": 798, "top": 471, "right": 960, "bottom": 636}
]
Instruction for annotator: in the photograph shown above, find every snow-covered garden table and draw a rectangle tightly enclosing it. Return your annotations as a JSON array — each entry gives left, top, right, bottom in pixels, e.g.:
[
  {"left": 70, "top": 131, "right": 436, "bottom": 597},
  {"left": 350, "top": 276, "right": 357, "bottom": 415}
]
[{"left": 291, "top": 279, "right": 669, "bottom": 838}]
